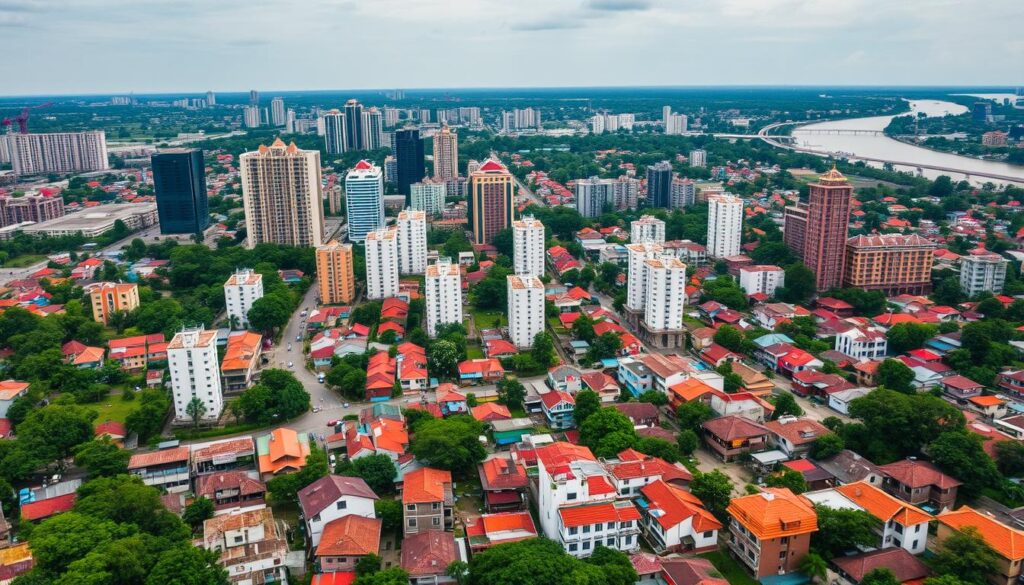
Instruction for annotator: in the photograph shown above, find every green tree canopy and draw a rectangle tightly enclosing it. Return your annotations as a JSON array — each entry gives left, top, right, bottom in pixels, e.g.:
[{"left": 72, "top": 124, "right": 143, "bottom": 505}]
[{"left": 410, "top": 415, "right": 486, "bottom": 476}]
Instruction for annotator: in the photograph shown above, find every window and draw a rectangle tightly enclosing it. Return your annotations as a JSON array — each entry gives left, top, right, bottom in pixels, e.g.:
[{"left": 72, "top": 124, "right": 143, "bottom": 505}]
[
  {"left": 703, "top": 531, "right": 714, "bottom": 538},
  {"left": 432, "top": 517, "right": 441, "bottom": 526},
  {"left": 408, "top": 519, "right": 417, "bottom": 527},
  {"left": 407, "top": 504, "right": 416, "bottom": 511},
  {"left": 567, "top": 492, "right": 577, "bottom": 501},
  {"left": 234, "top": 536, "right": 244, "bottom": 543},
  {"left": 432, "top": 502, "right": 440, "bottom": 510},
  {"left": 606, "top": 522, "right": 615, "bottom": 530},
  {"left": 582, "top": 541, "right": 591, "bottom": 550},
  {"left": 311, "top": 514, "right": 321, "bottom": 522},
  {"left": 779, "top": 551, "right": 787, "bottom": 560},
  {"left": 607, "top": 538, "right": 615, "bottom": 546},
  {"left": 569, "top": 544, "right": 578, "bottom": 552},
  {"left": 569, "top": 527, "right": 578, "bottom": 535},
  {"left": 583, "top": 525, "right": 591, "bottom": 533}
]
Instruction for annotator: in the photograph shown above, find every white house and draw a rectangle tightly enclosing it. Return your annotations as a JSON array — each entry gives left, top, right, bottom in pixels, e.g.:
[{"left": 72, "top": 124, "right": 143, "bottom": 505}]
[
  {"left": 297, "top": 474, "right": 379, "bottom": 548},
  {"left": 738, "top": 265, "right": 784, "bottom": 297},
  {"left": 835, "top": 326, "right": 888, "bottom": 361},
  {"left": 224, "top": 268, "right": 264, "bottom": 330},
  {"left": 828, "top": 387, "right": 872, "bottom": 415},
  {"left": 804, "top": 481, "right": 932, "bottom": 555},
  {"left": 638, "top": 479, "right": 721, "bottom": 554}
]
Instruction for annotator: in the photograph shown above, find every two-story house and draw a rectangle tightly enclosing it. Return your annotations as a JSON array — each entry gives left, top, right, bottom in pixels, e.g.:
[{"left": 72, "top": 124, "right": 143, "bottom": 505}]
[
  {"left": 479, "top": 455, "right": 529, "bottom": 512},
  {"left": 607, "top": 449, "right": 692, "bottom": 497},
  {"left": 935, "top": 506, "right": 1024, "bottom": 585},
  {"left": 708, "top": 391, "right": 772, "bottom": 423},
  {"left": 879, "top": 459, "right": 961, "bottom": 512},
  {"left": 702, "top": 415, "right": 770, "bottom": 462},
  {"left": 939, "top": 374, "right": 984, "bottom": 404},
  {"left": 401, "top": 530, "right": 463, "bottom": 585},
  {"left": 402, "top": 467, "right": 453, "bottom": 536},
  {"left": 805, "top": 481, "right": 932, "bottom": 555},
  {"left": 540, "top": 390, "right": 576, "bottom": 430},
  {"left": 298, "top": 475, "right": 378, "bottom": 548},
  {"left": 834, "top": 326, "right": 888, "bottom": 361},
  {"left": 200, "top": 508, "right": 289, "bottom": 585},
  {"left": 435, "top": 384, "right": 469, "bottom": 416},
  {"left": 763, "top": 417, "right": 831, "bottom": 459},
  {"left": 315, "top": 514, "right": 382, "bottom": 573},
  {"left": 638, "top": 479, "right": 721, "bottom": 554},
  {"left": 194, "top": 470, "right": 267, "bottom": 513},
  {"left": 727, "top": 489, "right": 818, "bottom": 578}
]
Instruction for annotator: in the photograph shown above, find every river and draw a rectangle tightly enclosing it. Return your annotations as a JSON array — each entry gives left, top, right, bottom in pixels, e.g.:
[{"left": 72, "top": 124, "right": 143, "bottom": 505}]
[{"left": 791, "top": 99, "right": 1024, "bottom": 186}]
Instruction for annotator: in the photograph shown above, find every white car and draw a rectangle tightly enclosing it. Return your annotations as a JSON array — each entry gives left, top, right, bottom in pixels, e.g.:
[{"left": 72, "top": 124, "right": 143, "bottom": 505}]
[
  {"left": 295, "top": 335, "right": 301, "bottom": 342},
  {"left": 287, "top": 361, "right": 294, "bottom": 368}
]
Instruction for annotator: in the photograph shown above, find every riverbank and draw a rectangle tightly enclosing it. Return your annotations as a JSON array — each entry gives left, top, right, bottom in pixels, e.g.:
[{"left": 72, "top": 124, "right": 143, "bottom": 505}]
[{"left": 887, "top": 133, "right": 1024, "bottom": 168}]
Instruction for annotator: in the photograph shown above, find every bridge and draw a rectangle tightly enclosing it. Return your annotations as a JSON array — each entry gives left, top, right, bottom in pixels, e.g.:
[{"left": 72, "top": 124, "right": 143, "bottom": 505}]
[{"left": 792, "top": 128, "right": 885, "bottom": 136}]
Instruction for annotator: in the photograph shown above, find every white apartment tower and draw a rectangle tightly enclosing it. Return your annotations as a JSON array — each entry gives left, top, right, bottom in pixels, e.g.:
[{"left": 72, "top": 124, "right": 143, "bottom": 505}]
[
  {"left": 365, "top": 229, "right": 399, "bottom": 300},
  {"left": 513, "top": 215, "right": 546, "bottom": 277},
  {"left": 240, "top": 139, "right": 325, "bottom": 248},
  {"left": 322, "top": 110, "right": 348, "bottom": 155},
  {"left": 643, "top": 256, "right": 687, "bottom": 331},
  {"left": 689, "top": 149, "right": 707, "bottom": 168},
  {"left": 575, "top": 177, "right": 612, "bottom": 218},
  {"left": 625, "top": 242, "right": 664, "bottom": 312},
  {"left": 630, "top": 215, "right": 665, "bottom": 244},
  {"left": 345, "top": 160, "right": 385, "bottom": 243},
  {"left": 425, "top": 258, "right": 463, "bottom": 337},
  {"left": 8, "top": 131, "right": 109, "bottom": 176},
  {"left": 433, "top": 126, "right": 459, "bottom": 180},
  {"left": 410, "top": 178, "right": 446, "bottom": 215},
  {"left": 361, "top": 107, "right": 384, "bottom": 150},
  {"left": 396, "top": 208, "right": 427, "bottom": 274},
  {"left": 960, "top": 248, "right": 1009, "bottom": 297},
  {"left": 508, "top": 274, "right": 545, "bottom": 349},
  {"left": 270, "top": 97, "right": 286, "bottom": 126},
  {"left": 224, "top": 268, "right": 264, "bottom": 330},
  {"left": 243, "top": 106, "right": 261, "bottom": 128},
  {"left": 168, "top": 327, "right": 223, "bottom": 422},
  {"left": 670, "top": 177, "right": 696, "bottom": 209},
  {"left": 707, "top": 193, "right": 743, "bottom": 258}
]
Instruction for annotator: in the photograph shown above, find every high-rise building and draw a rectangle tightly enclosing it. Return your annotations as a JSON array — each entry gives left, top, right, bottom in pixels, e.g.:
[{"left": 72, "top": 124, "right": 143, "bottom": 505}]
[
  {"left": 243, "top": 106, "right": 261, "bottom": 128},
  {"left": 782, "top": 203, "right": 808, "bottom": 258},
  {"left": 89, "top": 282, "right": 140, "bottom": 325},
  {"left": 285, "top": 109, "right": 296, "bottom": 134},
  {"left": 0, "top": 192, "right": 64, "bottom": 228},
  {"left": 689, "top": 149, "right": 707, "bottom": 168},
  {"left": 168, "top": 327, "right": 223, "bottom": 423},
  {"left": 625, "top": 243, "right": 663, "bottom": 312},
  {"left": 739, "top": 265, "right": 786, "bottom": 297},
  {"left": 432, "top": 126, "right": 459, "bottom": 180},
  {"left": 611, "top": 176, "right": 640, "bottom": 210},
  {"left": 249, "top": 89, "right": 259, "bottom": 105},
  {"left": 670, "top": 177, "right": 696, "bottom": 208},
  {"left": 459, "top": 107, "right": 481, "bottom": 125},
  {"left": 326, "top": 185, "right": 343, "bottom": 216},
  {"left": 395, "top": 128, "right": 425, "bottom": 198},
  {"left": 784, "top": 167, "right": 852, "bottom": 290},
  {"left": 843, "top": 234, "right": 936, "bottom": 295},
  {"left": 344, "top": 99, "right": 364, "bottom": 151},
  {"left": 382, "top": 107, "right": 400, "bottom": 127},
  {"left": 316, "top": 240, "right": 356, "bottom": 305},
  {"left": 345, "top": 160, "right": 385, "bottom": 243},
  {"left": 630, "top": 215, "right": 665, "bottom": 244},
  {"left": 663, "top": 106, "right": 687, "bottom": 135},
  {"left": 419, "top": 109, "right": 431, "bottom": 124},
  {"left": 152, "top": 148, "right": 209, "bottom": 235},
  {"left": 425, "top": 258, "right": 462, "bottom": 337},
  {"left": 383, "top": 155, "right": 397, "bottom": 185},
  {"left": 224, "top": 269, "right": 264, "bottom": 330},
  {"left": 575, "top": 176, "right": 612, "bottom": 218},
  {"left": 502, "top": 108, "right": 541, "bottom": 131},
  {"left": 707, "top": 193, "right": 743, "bottom": 258},
  {"left": 410, "top": 178, "right": 446, "bottom": 216},
  {"left": 645, "top": 161, "right": 672, "bottom": 208},
  {"left": 643, "top": 256, "right": 687, "bottom": 332},
  {"left": 396, "top": 209, "right": 427, "bottom": 275},
  {"left": 468, "top": 159, "right": 514, "bottom": 245},
  {"left": 271, "top": 97, "right": 286, "bottom": 126},
  {"left": 513, "top": 214, "right": 545, "bottom": 278},
  {"left": 361, "top": 107, "right": 383, "bottom": 150},
  {"left": 365, "top": 228, "right": 399, "bottom": 300},
  {"left": 8, "top": 131, "right": 108, "bottom": 176},
  {"left": 508, "top": 274, "right": 545, "bottom": 348},
  {"left": 240, "top": 139, "right": 325, "bottom": 249},
  {"left": 960, "top": 246, "right": 1009, "bottom": 297},
  {"left": 206, "top": 91, "right": 216, "bottom": 106}
]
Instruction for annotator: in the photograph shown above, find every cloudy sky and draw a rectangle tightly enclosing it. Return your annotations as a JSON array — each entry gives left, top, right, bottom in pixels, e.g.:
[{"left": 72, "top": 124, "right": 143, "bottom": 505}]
[{"left": 1, "top": 0, "right": 1021, "bottom": 95}]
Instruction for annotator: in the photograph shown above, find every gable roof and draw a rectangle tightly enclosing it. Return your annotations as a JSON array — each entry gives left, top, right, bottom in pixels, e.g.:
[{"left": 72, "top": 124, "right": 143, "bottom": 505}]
[
  {"left": 879, "top": 459, "right": 961, "bottom": 490},
  {"left": 640, "top": 479, "right": 721, "bottom": 532},
  {"left": 316, "top": 515, "right": 381, "bottom": 557},
  {"left": 401, "top": 530, "right": 458, "bottom": 576},
  {"left": 831, "top": 548, "right": 930, "bottom": 583},
  {"left": 298, "top": 475, "right": 378, "bottom": 518},
  {"left": 702, "top": 415, "right": 769, "bottom": 441},
  {"left": 834, "top": 481, "right": 931, "bottom": 526},
  {"left": 402, "top": 467, "right": 452, "bottom": 504}
]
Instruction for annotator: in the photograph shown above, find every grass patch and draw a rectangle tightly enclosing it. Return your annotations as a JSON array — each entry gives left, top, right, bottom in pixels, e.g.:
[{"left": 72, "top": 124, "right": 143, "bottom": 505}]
[
  {"left": 86, "top": 388, "right": 141, "bottom": 424},
  {"left": 173, "top": 422, "right": 266, "bottom": 441},
  {"left": 698, "top": 551, "right": 759, "bottom": 585},
  {"left": 547, "top": 317, "right": 568, "bottom": 334},
  {"left": 466, "top": 345, "right": 485, "bottom": 359},
  {"left": 470, "top": 308, "right": 506, "bottom": 331},
  {"left": 3, "top": 254, "right": 47, "bottom": 268}
]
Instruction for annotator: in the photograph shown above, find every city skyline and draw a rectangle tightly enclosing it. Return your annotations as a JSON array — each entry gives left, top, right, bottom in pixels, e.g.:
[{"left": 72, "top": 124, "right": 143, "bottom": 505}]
[{"left": 0, "top": 0, "right": 1021, "bottom": 95}]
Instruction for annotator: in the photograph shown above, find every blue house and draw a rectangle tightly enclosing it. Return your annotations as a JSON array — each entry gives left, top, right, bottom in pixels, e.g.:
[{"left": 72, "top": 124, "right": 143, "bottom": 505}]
[{"left": 540, "top": 390, "right": 576, "bottom": 430}]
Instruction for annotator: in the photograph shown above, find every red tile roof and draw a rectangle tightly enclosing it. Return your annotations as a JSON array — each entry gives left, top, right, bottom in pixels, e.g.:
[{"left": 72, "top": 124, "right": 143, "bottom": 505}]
[
  {"left": 401, "top": 530, "right": 458, "bottom": 577},
  {"left": 879, "top": 459, "right": 961, "bottom": 490},
  {"left": 559, "top": 501, "right": 640, "bottom": 528},
  {"left": 316, "top": 515, "right": 381, "bottom": 557},
  {"left": 402, "top": 467, "right": 452, "bottom": 504},
  {"left": 20, "top": 493, "right": 77, "bottom": 521}
]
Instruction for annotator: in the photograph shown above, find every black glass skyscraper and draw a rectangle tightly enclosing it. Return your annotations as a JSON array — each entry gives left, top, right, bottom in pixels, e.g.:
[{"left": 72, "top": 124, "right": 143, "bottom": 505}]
[
  {"left": 344, "top": 99, "right": 364, "bottom": 151},
  {"left": 395, "top": 128, "right": 425, "bottom": 200},
  {"left": 152, "top": 148, "right": 209, "bottom": 235},
  {"left": 646, "top": 160, "right": 672, "bottom": 208}
]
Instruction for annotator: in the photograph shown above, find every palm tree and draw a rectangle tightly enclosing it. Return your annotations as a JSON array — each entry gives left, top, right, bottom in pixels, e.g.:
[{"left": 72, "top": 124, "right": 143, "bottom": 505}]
[
  {"left": 800, "top": 552, "right": 828, "bottom": 584},
  {"left": 186, "top": 397, "right": 207, "bottom": 429},
  {"left": 445, "top": 561, "right": 469, "bottom": 585}
]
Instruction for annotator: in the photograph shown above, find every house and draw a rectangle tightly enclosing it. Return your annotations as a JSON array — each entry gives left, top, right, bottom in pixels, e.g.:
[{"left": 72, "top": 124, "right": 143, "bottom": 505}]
[
  {"left": 995, "top": 413, "right": 1024, "bottom": 440},
  {"left": 484, "top": 339, "right": 517, "bottom": 358},
  {"left": 756, "top": 341, "right": 797, "bottom": 371},
  {"left": 730, "top": 362, "right": 774, "bottom": 394},
  {"left": 548, "top": 365, "right": 583, "bottom": 394},
  {"left": 220, "top": 331, "right": 263, "bottom": 392},
  {"left": 699, "top": 343, "right": 741, "bottom": 368},
  {"left": 667, "top": 378, "right": 716, "bottom": 412},
  {"left": 967, "top": 395, "right": 1008, "bottom": 419},
  {"left": 791, "top": 370, "right": 853, "bottom": 398},
  {"left": 817, "top": 297, "right": 855, "bottom": 317},
  {"left": 365, "top": 352, "right": 396, "bottom": 401},
  {"left": 402, "top": 467, "right": 453, "bottom": 535},
  {"left": 0, "top": 381, "right": 29, "bottom": 419},
  {"left": 763, "top": 416, "right": 831, "bottom": 458},
  {"left": 396, "top": 342, "right": 429, "bottom": 392},
  {"left": 256, "top": 427, "right": 311, "bottom": 479},
  {"left": 298, "top": 475, "right": 379, "bottom": 548},
  {"left": 701, "top": 415, "right": 770, "bottom": 462},
  {"left": 940, "top": 374, "right": 984, "bottom": 403},
  {"left": 436, "top": 384, "right": 469, "bottom": 416},
  {"left": 315, "top": 515, "right": 382, "bottom": 573},
  {"left": 491, "top": 418, "right": 535, "bottom": 446},
  {"left": 806, "top": 481, "right": 931, "bottom": 555},
  {"left": 690, "top": 327, "right": 717, "bottom": 351},
  {"left": 835, "top": 326, "right": 888, "bottom": 361},
  {"left": 708, "top": 389, "right": 772, "bottom": 423},
  {"left": 828, "top": 387, "right": 872, "bottom": 415},
  {"left": 612, "top": 402, "right": 659, "bottom": 428},
  {"left": 778, "top": 348, "right": 824, "bottom": 377},
  {"left": 69, "top": 345, "right": 105, "bottom": 369},
  {"left": 401, "top": 530, "right": 462, "bottom": 585},
  {"left": 637, "top": 479, "right": 721, "bottom": 554},
  {"left": 464, "top": 511, "right": 538, "bottom": 552},
  {"left": 540, "top": 390, "right": 576, "bottom": 430},
  {"left": 457, "top": 358, "right": 504, "bottom": 384},
  {"left": 815, "top": 450, "right": 883, "bottom": 487},
  {"left": 608, "top": 449, "right": 693, "bottom": 497},
  {"left": 640, "top": 354, "right": 693, "bottom": 394},
  {"left": 935, "top": 506, "right": 1024, "bottom": 585},
  {"left": 781, "top": 459, "right": 836, "bottom": 491},
  {"left": 727, "top": 488, "right": 818, "bottom": 578},
  {"left": 853, "top": 360, "right": 881, "bottom": 387},
  {"left": 194, "top": 470, "right": 267, "bottom": 512},
  {"left": 20, "top": 492, "right": 77, "bottom": 522},
  {"left": 831, "top": 548, "right": 930, "bottom": 585},
  {"left": 199, "top": 508, "right": 289, "bottom": 585},
  {"left": 191, "top": 437, "right": 256, "bottom": 475},
  {"left": 479, "top": 456, "right": 529, "bottom": 512},
  {"left": 472, "top": 402, "right": 512, "bottom": 423},
  {"left": 660, "top": 558, "right": 728, "bottom": 585},
  {"left": 879, "top": 459, "right": 960, "bottom": 512},
  {"left": 128, "top": 446, "right": 191, "bottom": 493},
  {"left": 997, "top": 369, "right": 1024, "bottom": 400},
  {"left": 94, "top": 420, "right": 126, "bottom": 446},
  {"left": 581, "top": 371, "right": 621, "bottom": 403}
]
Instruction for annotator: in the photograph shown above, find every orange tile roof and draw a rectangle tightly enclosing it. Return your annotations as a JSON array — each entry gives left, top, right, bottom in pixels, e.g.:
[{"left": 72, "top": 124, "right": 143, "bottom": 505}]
[
  {"left": 835, "top": 481, "right": 931, "bottom": 527},
  {"left": 221, "top": 331, "right": 262, "bottom": 371},
  {"left": 668, "top": 378, "right": 716, "bottom": 403},
  {"left": 0, "top": 380, "right": 29, "bottom": 401},
  {"left": 471, "top": 402, "right": 512, "bottom": 422},
  {"left": 316, "top": 515, "right": 381, "bottom": 557},
  {"left": 937, "top": 506, "right": 1024, "bottom": 560},
  {"left": 559, "top": 501, "right": 641, "bottom": 528},
  {"left": 402, "top": 467, "right": 452, "bottom": 504},
  {"left": 641, "top": 479, "right": 721, "bottom": 532},
  {"left": 536, "top": 441, "right": 596, "bottom": 469},
  {"left": 586, "top": 475, "right": 616, "bottom": 496},
  {"left": 258, "top": 428, "right": 310, "bottom": 475},
  {"left": 481, "top": 510, "right": 537, "bottom": 535},
  {"left": 128, "top": 446, "right": 190, "bottom": 469},
  {"left": 726, "top": 488, "right": 818, "bottom": 540}
]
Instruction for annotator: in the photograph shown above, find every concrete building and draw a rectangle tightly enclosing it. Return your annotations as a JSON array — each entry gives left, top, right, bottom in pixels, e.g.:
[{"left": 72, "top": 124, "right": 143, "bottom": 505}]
[
  {"left": 508, "top": 274, "right": 545, "bottom": 349},
  {"left": 224, "top": 269, "right": 264, "bottom": 330},
  {"left": 425, "top": 257, "right": 462, "bottom": 338},
  {"left": 270, "top": 97, "right": 285, "bottom": 126},
  {"left": 670, "top": 177, "right": 696, "bottom": 209},
  {"left": 625, "top": 243, "right": 664, "bottom": 312},
  {"left": 707, "top": 193, "right": 743, "bottom": 259},
  {"left": 322, "top": 109, "right": 348, "bottom": 155},
  {"left": 168, "top": 327, "right": 223, "bottom": 423},
  {"left": 433, "top": 125, "right": 459, "bottom": 180},
  {"left": 365, "top": 228, "right": 399, "bottom": 300},
  {"left": 345, "top": 160, "right": 385, "bottom": 243},
  {"left": 575, "top": 176, "right": 613, "bottom": 218},
  {"left": 200, "top": 508, "right": 288, "bottom": 585},
  {"left": 240, "top": 139, "right": 325, "bottom": 248},
  {"left": 844, "top": 234, "right": 936, "bottom": 295},
  {"left": 395, "top": 128, "right": 425, "bottom": 198},
  {"left": 689, "top": 149, "right": 707, "bottom": 168},
  {"left": 631, "top": 215, "right": 665, "bottom": 244},
  {"left": 316, "top": 240, "right": 355, "bottom": 305},
  {"left": 960, "top": 247, "right": 1009, "bottom": 297},
  {"left": 344, "top": 99, "right": 365, "bottom": 150},
  {"left": 19, "top": 203, "right": 157, "bottom": 238},
  {"left": 361, "top": 107, "right": 384, "bottom": 150},
  {"left": 784, "top": 167, "right": 852, "bottom": 290},
  {"left": 89, "top": 282, "right": 140, "bottom": 325},
  {"left": 243, "top": 106, "right": 261, "bottom": 128},
  {"left": 0, "top": 192, "right": 64, "bottom": 228},
  {"left": 396, "top": 208, "right": 427, "bottom": 274},
  {"left": 646, "top": 161, "right": 672, "bottom": 208},
  {"left": 297, "top": 475, "right": 378, "bottom": 549},
  {"left": 410, "top": 178, "right": 446, "bottom": 216},
  {"left": 611, "top": 176, "right": 641, "bottom": 210},
  {"left": 739, "top": 265, "right": 785, "bottom": 297},
  {"left": 727, "top": 489, "right": 818, "bottom": 578},
  {"left": 151, "top": 148, "right": 209, "bottom": 235},
  {"left": 468, "top": 160, "right": 514, "bottom": 245},
  {"left": 8, "top": 130, "right": 108, "bottom": 176},
  {"left": 513, "top": 214, "right": 546, "bottom": 277},
  {"left": 643, "top": 256, "right": 687, "bottom": 342}
]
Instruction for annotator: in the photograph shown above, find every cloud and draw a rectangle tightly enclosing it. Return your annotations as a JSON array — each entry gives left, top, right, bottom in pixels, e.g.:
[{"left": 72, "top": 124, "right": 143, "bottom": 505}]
[
  {"left": 510, "top": 17, "right": 583, "bottom": 31},
  {"left": 584, "top": 0, "right": 651, "bottom": 11}
]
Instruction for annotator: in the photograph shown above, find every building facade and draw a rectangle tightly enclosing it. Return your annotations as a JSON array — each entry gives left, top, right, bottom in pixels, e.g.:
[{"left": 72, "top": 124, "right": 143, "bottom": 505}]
[
  {"left": 395, "top": 128, "right": 425, "bottom": 198},
  {"left": 322, "top": 109, "right": 348, "bottom": 155},
  {"left": 345, "top": 160, "right": 385, "bottom": 243},
  {"left": 168, "top": 327, "right": 223, "bottom": 422},
  {"left": 785, "top": 168, "right": 852, "bottom": 290},
  {"left": 240, "top": 139, "right": 325, "bottom": 248},
  {"left": 270, "top": 97, "right": 285, "bottom": 126},
  {"left": 513, "top": 214, "right": 546, "bottom": 277},
  {"left": 8, "top": 130, "right": 109, "bottom": 176},
  {"left": 960, "top": 247, "right": 1009, "bottom": 297},
  {"left": 843, "top": 234, "right": 936, "bottom": 295},
  {"left": 396, "top": 208, "right": 427, "bottom": 274},
  {"left": 425, "top": 258, "right": 462, "bottom": 337},
  {"left": 508, "top": 274, "right": 545, "bottom": 349},
  {"left": 410, "top": 178, "right": 446, "bottom": 216},
  {"left": 0, "top": 193, "right": 64, "bottom": 228},
  {"left": 707, "top": 193, "right": 743, "bottom": 258},
  {"left": 344, "top": 99, "right": 364, "bottom": 150},
  {"left": 468, "top": 159, "right": 514, "bottom": 245},
  {"left": 625, "top": 243, "right": 664, "bottom": 312},
  {"left": 646, "top": 161, "right": 672, "bottom": 208},
  {"left": 631, "top": 216, "right": 666, "bottom": 244},
  {"left": 361, "top": 107, "right": 384, "bottom": 150},
  {"left": 224, "top": 269, "right": 264, "bottom": 330},
  {"left": 433, "top": 126, "right": 459, "bottom": 180},
  {"left": 689, "top": 149, "right": 707, "bottom": 168},
  {"left": 316, "top": 240, "right": 356, "bottom": 305},
  {"left": 643, "top": 256, "right": 688, "bottom": 333},
  {"left": 365, "top": 228, "right": 399, "bottom": 300},
  {"left": 89, "top": 282, "right": 140, "bottom": 325},
  {"left": 670, "top": 177, "right": 696, "bottom": 209},
  {"left": 739, "top": 265, "right": 785, "bottom": 297},
  {"left": 151, "top": 148, "right": 209, "bottom": 235},
  {"left": 576, "top": 176, "right": 613, "bottom": 218}
]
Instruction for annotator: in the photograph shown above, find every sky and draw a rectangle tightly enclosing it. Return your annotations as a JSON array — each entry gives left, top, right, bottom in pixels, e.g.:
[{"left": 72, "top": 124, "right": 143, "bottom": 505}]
[{"left": 0, "top": 0, "right": 1022, "bottom": 95}]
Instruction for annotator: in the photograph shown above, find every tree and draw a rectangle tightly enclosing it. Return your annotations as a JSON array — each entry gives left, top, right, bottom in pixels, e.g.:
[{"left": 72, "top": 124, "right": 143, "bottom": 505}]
[
  {"left": 713, "top": 325, "right": 744, "bottom": 353},
  {"left": 572, "top": 315, "right": 596, "bottom": 342},
  {"left": 410, "top": 416, "right": 486, "bottom": 475},
  {"left": 975, "top": 297, "right": 1005, "bottom": 318},
  {"left": 676, "top": 401, "right": 714, "bottom": 432},
  {"left": 16, "top": 403, "right": 97, "bottom": 465},
  {"left": 239, "top": 369, "right": 311, "bottom": 423},
  {"left": 468, "top": 537, "right": 611, "bottom": 585},
  {"left": 246, "top": 294, "right": 291, "bottom": 332},
  {"left": 923, "top": 577, "right": 968, "bottom": 585},
  {"left": 428, "top": 340, "right": 461, "bottom": 378},
  {"left": 995, "top": 440, "right": 1024, "bottom": 477},
  {"left": 145, "top": 545, "right": 229, "bottom": 585},
  {"left": 25, "top": 512, "right": 121, "bottom": 575},
  {"left": 126, "top": 389, "right": 170, "bottom": 443},
  {"left": 374, "top": 498, "right": 403, "bottom": 533},
  {"left": 579, "top": 408, "right": 637, "bottom": 458},
  {"left": 637, "top": 390, "right": 667, "bottom": 406},
  {"left": 927, "top": 430, "right": 1001, "bottom": 500},
  {"left": 689, "top": 470, "right": 733, "bottom": 521},
  {"left": 930, "top": 526, "right": 1001, "bottom": 585},
  {"left": 530, "top": 332, "right": 557, "bottom": 368},
  {"left": 446, "top": 560, "right": 470, "bottom": 585},
  {"left": 573, "top": 390, "right": 602, "bottom": 427},
  {"left": 73, "top": 438, "right": 130, "bottom": 478},
  {"left": 354, "top": 568, "right": 410, "bottom": 585},
  {"left": 861, "top": 569, "right": 900, "bottom": 585},
  {"left": 808, "top": 433, "right": 845, "bottom": 460},
  {"left": 799, "top": 552, "right": 828, "bottom": 584},
  {"left": 586, "top": 332, "right": 622, "bottom": 363},
  {"left": 635, "top": 437, "right": 680, "bottom": 463},
  {"left": 779, "top": 263, "right": 816, "bottom": 303},
  {"left": 770, "top": 392, "right": 803, "bottom": 419},
  {"left": 344, "top": 454, "right": 398, "bottom": 495},
  {"left": 811, "top": 505, "right": 880, "bottom": 557},
  {"left": 677, "top": 429, "right": 699, "bottom": 455},
  {"left": 74, "top": 475, "right": 188, "bottom": 540},
  {"left": 186, "top": 397, "right": 207, "bottom": 428},
  {"left": 182, "top": 497, "right": 215, "bottom": 531},
  {"left": 356, "top": 554, "right": 383, "bottom": 576},
  {"left": 886, "top": 322, "right": 938, "bottom": 354},
  {"left": 872, "top": 359, "right": 914, "bottom": 394},
  {"left": 583, "top": 546, "right": 638, "bottom": 585},
  {"left": 844, "top": 389, "right": 963, "bottom": 463},
  {"left": 765, "top": 469, "right": 808, "bottom": 494},
  {"left": 497, "top": 377, "right": 527, "bottom": 409}
]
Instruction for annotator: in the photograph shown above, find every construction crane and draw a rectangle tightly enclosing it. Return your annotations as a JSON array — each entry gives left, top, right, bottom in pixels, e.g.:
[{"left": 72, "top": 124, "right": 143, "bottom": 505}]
[{"left": 1, "top": 102, "right": 54, "bottom": 134}]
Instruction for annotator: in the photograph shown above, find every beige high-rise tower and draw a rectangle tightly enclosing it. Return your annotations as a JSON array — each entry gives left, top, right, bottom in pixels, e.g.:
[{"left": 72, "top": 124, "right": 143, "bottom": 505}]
[
  {"left": 240, "top": 138, "right": 325, "bottom": 249},
  {"left": 316, "top": 240, "right": 356, "bottom": 304},
  {"left": 432, "top": 126, "right": 459, "bottom": 180}
]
